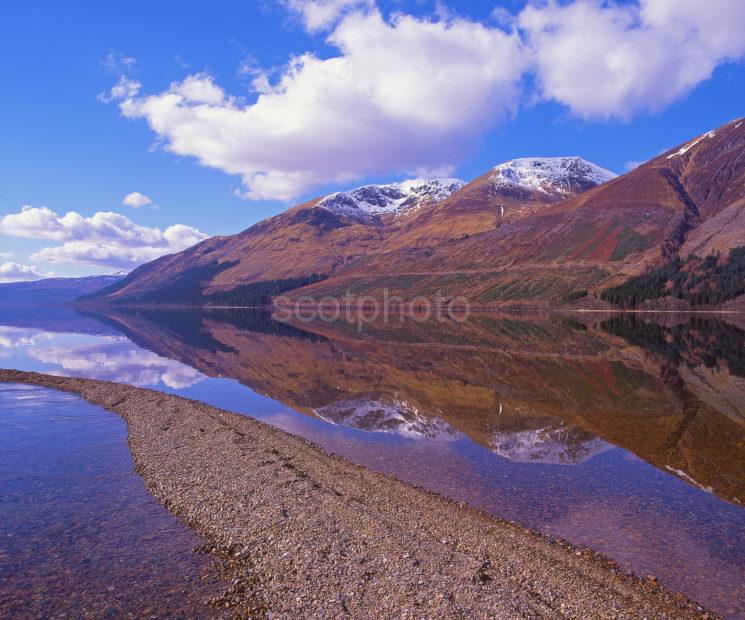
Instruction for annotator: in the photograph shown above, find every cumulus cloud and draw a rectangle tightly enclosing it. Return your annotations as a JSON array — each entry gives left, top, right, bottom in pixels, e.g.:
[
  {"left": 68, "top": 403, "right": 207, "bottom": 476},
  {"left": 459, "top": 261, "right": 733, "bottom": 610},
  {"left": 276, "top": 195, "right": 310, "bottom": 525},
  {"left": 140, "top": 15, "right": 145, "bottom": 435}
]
[
  {"left": 0, "top": 262, "right": 55, "bottom": 283},
  {"left": 0, "top": 206, "right": 208, "bottom": 269},
  {"left": 122, "top": 191, "right": 154, "bottom": 208},
  {"left": 109, "top": 10, "right": 526, "bottom": 201},
  {"left": 102, "top": 1, "right": 745, "bottom": 201},
  {"left": 282, "top": 0, "right": 374, "bottom": 32},
  {"left": 519, "top": 0, "right": 745, "bottom": 120}
]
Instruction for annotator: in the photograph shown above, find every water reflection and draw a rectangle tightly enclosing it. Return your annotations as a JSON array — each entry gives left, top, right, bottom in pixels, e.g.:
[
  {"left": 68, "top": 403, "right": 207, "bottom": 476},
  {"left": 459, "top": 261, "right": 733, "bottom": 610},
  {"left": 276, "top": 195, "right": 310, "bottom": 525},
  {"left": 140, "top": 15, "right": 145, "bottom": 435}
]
[
  {"left": 0, "top": 326, "right": 56, "bottom": 348},
  {"left": 3, "top": 306, "right": 745, "bottom": 618},
  {"left": 490, "top": 420, "right": 613, "bottom": 465},
  {"left": 313, "top": 396, "right": 463, "bottom": 440},
  {"left": 28, "top": 338, "right": 204, "bottom": 389},
  {"left": 78, "top": 307, "right": 745, "bottom": 505}
]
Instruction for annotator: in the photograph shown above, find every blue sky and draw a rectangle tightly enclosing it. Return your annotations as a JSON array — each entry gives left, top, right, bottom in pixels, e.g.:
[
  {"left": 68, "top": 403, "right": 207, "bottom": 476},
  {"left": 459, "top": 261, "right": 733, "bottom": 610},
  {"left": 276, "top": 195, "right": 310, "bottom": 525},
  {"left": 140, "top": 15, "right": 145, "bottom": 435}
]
[{"left": 1, "top": 0, "right": 743, "bottom": 279}]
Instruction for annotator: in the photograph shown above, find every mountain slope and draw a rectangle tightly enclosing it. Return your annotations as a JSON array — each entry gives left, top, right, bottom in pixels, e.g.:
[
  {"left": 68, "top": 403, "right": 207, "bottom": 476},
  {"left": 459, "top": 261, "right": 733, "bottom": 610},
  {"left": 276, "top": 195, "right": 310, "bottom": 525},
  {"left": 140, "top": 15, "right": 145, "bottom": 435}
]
[
  {"left": 82, "top": 159, "right": 613, "bottom": 305},
  {"left": 0, "top": 274, "right": 125, "bottom": 305},
  {"left": 82, "top": 118, "right": 745, "bottom": 308},
  {"left": 290, "top": 119, "right": 745, "bottom": 306},
  {"left": 81, "top": 179, "right": 470, "bottom": 305}
]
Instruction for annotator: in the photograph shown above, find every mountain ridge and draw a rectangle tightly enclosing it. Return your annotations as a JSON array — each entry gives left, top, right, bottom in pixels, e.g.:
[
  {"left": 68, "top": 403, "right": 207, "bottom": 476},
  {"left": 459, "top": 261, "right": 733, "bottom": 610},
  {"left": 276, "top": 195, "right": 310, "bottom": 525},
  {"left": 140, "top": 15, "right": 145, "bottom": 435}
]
[
  {"left": 79, "top": 119, "right": 745, "bottom": 309},
  {"left": 0, "top": 274, "right": 125, "bottom": 306},
  {"left": 80, "top": 154, "right": 617, "bottom": 305}
]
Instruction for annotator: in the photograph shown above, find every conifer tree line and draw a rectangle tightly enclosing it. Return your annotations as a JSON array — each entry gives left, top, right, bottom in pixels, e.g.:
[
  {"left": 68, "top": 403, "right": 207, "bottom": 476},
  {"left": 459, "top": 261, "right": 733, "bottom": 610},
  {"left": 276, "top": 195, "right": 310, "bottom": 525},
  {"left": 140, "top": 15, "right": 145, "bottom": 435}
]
[{"left": 601, "top": 246, "right": 745, "bottom": 308}]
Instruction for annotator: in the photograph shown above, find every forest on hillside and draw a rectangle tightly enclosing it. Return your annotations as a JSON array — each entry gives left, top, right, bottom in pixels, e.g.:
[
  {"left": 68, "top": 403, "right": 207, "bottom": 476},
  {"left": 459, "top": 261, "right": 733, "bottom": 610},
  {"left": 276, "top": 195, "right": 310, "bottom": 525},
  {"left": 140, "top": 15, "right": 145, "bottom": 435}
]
[{"left": 601, "top": 246, "right": 745, "bottom": 308}]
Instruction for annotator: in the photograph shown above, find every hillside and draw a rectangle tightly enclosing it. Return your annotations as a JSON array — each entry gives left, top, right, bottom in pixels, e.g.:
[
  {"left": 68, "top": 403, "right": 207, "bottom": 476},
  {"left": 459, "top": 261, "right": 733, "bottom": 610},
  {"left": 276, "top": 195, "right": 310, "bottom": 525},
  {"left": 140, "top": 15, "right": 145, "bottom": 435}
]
[
  {"left": 80, "top": 159, "right": 616, "bottom": 306},
  {"left": 79, "top": 118, "right": 745, "bottom": 308},
  {"left": 0, "top": 274, "right": 124, "bottom": 306},
  {"left": 287, "top": 118, "right": 745, "bottom": 307}
]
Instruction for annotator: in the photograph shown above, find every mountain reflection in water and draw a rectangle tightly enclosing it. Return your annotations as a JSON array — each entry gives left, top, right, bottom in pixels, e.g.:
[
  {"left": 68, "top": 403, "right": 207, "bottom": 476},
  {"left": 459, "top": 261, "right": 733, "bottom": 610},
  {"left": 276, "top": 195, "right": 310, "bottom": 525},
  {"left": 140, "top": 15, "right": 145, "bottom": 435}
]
[
  {"left": 2, "top": 306, "right": 745, "bottom": 618},
  {"left": 75, "top": 306, "right": 745, "bottom": 504}
]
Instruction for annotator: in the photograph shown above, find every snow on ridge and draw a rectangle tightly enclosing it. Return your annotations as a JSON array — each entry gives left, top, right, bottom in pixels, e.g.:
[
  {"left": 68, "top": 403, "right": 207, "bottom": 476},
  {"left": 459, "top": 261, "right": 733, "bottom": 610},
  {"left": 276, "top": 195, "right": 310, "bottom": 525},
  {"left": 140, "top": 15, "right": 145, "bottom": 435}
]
[
  {"left": 666, "top": 130, "right": 717, "bottom": 159},
  {"left": 490, "top": 157, "right": 617, "bottom": 196},
  {"left": 316, "top": 178, "right": 465, "bottom": 221}
]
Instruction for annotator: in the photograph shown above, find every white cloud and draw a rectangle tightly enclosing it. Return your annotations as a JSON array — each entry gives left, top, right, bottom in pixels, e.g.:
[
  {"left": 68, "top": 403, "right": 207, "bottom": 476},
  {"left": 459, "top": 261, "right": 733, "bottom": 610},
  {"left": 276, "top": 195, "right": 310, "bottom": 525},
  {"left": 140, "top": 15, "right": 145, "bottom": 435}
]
[
  {"left": 122, "top": 191, "right": 154, "bottom": 208},
  {"left": 624, "top": 160, "right": 644, "bottom": 172},
  {"left": 0, "top": 251, "right": 13, "bottom": 259},
  {"left": 519, "top": 0, "right": 745, "bottom": 120},
  {"left": 102, "top": 1, "right": 745, "bottom": 201},
  {"left": 110, "top": 10, "right": 526, "bottom": 201},
  {"left": 282, "top": 0, "right": 374, "bottom": 32},
  {"left": 0, "top": 206, "right": 208, "bottom": 269},
  {"left": 97, "top": 75, "right": 141, "bottom": 104},
  {"left": 0, "top": 262, "right": 55, "bottom": 283}
]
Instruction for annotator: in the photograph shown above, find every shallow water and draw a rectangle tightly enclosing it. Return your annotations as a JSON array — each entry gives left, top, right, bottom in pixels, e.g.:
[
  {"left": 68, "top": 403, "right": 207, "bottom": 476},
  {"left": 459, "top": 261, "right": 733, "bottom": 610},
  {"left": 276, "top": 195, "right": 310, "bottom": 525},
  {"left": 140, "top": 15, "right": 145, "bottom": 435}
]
[
  {"left": 0, "top": 382, "right": 219, "bottom": 618},
  {"left": 1, "top": 306, "right": 744, "bottom": 618}
]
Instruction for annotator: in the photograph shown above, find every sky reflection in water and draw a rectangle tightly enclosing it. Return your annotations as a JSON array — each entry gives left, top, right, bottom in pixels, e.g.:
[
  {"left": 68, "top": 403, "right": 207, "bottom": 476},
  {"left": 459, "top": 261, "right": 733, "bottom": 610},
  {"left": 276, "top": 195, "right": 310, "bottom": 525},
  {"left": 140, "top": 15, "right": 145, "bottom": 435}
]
[{"left": 1, "top": 307, "right": 744, "bottom": 618}]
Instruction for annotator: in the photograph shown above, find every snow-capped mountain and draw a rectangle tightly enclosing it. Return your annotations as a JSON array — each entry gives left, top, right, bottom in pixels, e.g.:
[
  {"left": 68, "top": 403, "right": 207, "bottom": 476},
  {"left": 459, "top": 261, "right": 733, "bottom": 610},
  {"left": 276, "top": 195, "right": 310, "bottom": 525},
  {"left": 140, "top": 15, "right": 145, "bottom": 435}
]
[
  {"left": 316, "top": 178, "right": 465, "bottom": 222},
  {"left": 313, "top": 397, "right": 462, "bottom": 441},
  {"left": 490, "top": 157, "right": 617, "bottom": 199},
  {"left": 83, "top": 119, "right": 745, "bottom": 307}
]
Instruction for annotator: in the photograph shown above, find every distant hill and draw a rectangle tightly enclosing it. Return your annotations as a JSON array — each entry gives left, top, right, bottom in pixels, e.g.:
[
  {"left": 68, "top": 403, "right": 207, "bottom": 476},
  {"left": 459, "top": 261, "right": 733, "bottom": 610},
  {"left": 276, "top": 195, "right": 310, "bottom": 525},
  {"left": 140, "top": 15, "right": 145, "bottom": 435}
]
[{"left": 0, "top": 274, "right": 125, "bottom": 306}]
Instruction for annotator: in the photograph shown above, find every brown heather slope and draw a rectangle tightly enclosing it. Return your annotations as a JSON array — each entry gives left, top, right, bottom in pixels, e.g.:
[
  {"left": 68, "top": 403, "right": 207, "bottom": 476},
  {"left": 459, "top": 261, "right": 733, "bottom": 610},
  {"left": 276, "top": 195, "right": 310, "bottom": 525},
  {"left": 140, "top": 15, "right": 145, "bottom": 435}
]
[
  {"left": 81, "top": 162, "right": 613, "bottom": 306},
  {"left": 80, "top": 198, "right": 382, "bottom": 302},
  {"left": 287, "top": 118, "right": 745, "bottom": 305},
  {"left": 82, "top": 119, "right": 745, "bottom": 308}
]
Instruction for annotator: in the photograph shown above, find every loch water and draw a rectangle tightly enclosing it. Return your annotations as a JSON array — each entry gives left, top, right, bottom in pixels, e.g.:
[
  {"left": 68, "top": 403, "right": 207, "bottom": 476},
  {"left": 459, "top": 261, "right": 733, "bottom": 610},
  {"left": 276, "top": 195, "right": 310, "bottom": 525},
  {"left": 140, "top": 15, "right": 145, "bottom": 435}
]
[{"left": 1, "top": 305, "right": 744, "bottom": 618}]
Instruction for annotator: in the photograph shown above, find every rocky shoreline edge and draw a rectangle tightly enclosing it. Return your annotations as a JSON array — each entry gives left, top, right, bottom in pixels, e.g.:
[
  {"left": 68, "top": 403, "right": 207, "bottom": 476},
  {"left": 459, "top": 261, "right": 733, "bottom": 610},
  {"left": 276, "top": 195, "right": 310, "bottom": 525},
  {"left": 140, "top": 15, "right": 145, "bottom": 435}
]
[{"left": 0, "top": 369, "right": 713, "bottom": 619}]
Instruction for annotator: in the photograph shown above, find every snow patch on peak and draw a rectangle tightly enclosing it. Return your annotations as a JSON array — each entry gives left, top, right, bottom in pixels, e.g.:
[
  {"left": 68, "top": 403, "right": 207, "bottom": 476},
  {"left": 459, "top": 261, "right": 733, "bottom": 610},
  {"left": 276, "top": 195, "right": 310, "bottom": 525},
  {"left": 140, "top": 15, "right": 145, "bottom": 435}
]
[
  {"left": 316, "top": 178, "right": 465, "bottom": 222},
  {"left": 490, "top": 157, "right": 617, "bottom": 196},
  {"left": 666, "top": 130, "right": 717, "bottom": 159}
]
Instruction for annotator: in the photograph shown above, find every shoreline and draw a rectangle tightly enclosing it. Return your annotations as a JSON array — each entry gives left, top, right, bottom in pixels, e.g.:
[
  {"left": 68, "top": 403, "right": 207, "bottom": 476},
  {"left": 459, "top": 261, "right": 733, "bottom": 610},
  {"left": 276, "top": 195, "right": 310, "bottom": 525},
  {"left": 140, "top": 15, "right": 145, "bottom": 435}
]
[
  {"left": 0, "top": 369, "right": 712, "bottom": 619},
  {"left": 71, "top": 300, "right": 743, "bottom": 315}
]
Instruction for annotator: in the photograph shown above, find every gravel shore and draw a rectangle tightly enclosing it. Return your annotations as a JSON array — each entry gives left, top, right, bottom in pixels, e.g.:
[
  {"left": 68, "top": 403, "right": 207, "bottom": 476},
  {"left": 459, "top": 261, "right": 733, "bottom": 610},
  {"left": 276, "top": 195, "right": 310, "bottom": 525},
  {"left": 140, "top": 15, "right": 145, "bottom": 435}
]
[{"left": 0, "top": 369, "right": 712, "bottom": 619}]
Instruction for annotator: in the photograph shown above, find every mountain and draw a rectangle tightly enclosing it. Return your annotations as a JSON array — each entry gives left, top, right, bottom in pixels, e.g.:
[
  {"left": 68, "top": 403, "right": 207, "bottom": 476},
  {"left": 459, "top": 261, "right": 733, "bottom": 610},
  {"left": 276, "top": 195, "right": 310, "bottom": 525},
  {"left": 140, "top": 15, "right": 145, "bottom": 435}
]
[
  {"left": 491, "top": 157, "right": 617, "bottom": 200},
  {"left": 79, "top": 158, "right": 613, "bottom": 306},
  {"left": 316, "top": 178, "right": 465, "bottom": 223},
  {"left": 0, "top": 274, "right": 125, "bottom": 306},
  {"left": 368, "top": 157, "right": 617, "bottom": 249},
  {"left": 287, "top": 118, "right": 745, "bottom": 308},
  {"left": 79, "top": 179, "right": 469, "bottom": 305},
  {"left": 80, "top": 119, "right": 745, "bottom": 308}
]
